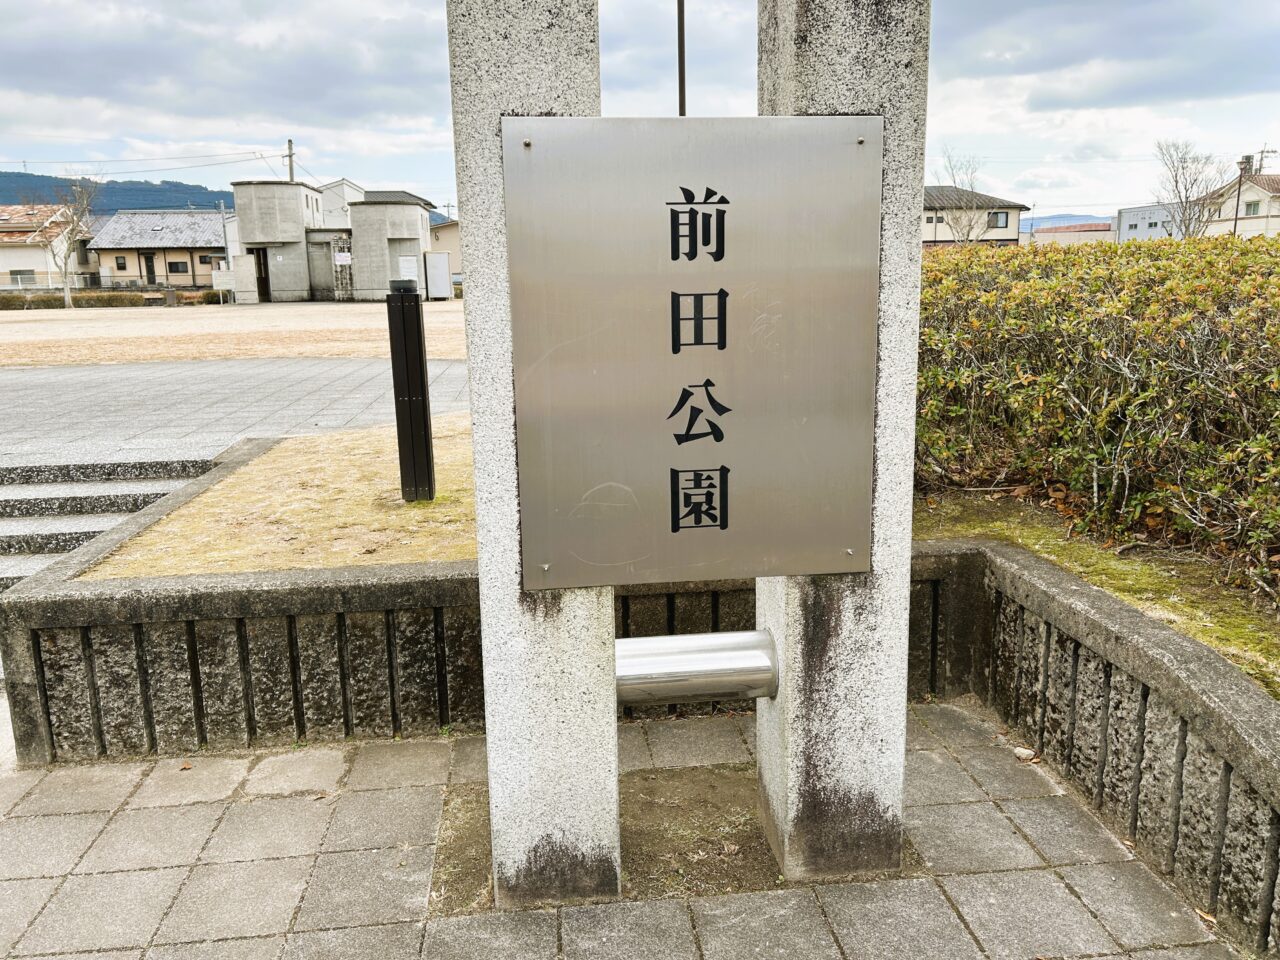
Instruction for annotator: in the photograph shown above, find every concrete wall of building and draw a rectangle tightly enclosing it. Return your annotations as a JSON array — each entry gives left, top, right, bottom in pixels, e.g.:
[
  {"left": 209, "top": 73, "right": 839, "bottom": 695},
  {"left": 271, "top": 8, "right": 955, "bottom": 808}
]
[
  {"left": 1118, "top": 203, "right": 1174, "bottom": 241},
  {"left": 1027, "top": 227, "right": 1117, "bottom": 246},
  {"left": 254, "top": 242, "right": 311, "bottom": 301},
  {"left": 431, "top": 220, "right": 463, "bottom": 276},
  {"left": 321, "top": 180, "right": 365, "bottom": 229},
  {"left": 231, "top": 253, "right": 259, "bottom": 303},
  {"left": 350, "top": 202, "right": 432, "bottom": 301},
  {"left": 233, "top": 182, "right": 324, "bottom": 246},
  {"left": 921, "top": 207, "right": 1022, "bottom": 244}
]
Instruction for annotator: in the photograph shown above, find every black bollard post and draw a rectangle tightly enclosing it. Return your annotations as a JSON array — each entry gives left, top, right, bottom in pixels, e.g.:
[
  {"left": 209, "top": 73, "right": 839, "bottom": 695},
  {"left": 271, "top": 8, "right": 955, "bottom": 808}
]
[{"left": 386, "top": 280, "right": 436, "bottom": 501}]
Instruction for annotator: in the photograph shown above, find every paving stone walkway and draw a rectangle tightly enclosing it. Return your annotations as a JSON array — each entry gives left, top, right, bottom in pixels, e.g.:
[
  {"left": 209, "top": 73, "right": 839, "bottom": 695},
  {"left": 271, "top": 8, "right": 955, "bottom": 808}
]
[
  {"left": 0, "top": 358, "right": 469, "bottom": 467},
  {"left": 0, "top": 699, "right": 1243, "bottom": 959}
]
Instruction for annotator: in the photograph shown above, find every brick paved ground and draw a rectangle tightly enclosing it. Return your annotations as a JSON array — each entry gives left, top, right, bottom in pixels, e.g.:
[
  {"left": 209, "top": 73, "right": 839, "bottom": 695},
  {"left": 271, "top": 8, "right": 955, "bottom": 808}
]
[
  {"left": 0, "top": 698, "right": 1240, "bottom": 959},
  {"left": 0, "top": 357, "right": 469, "bottom": 467}
]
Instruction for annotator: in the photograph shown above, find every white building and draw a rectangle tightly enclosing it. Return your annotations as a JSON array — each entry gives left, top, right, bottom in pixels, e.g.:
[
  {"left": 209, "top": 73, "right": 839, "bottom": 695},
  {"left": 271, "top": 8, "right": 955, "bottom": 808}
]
[
  {"left": 1117, "top": 203, "right": 1174, "bottom": 241},
  {"left": 1203, "top": 172, "right": 1280, "bottom": 239},
  {"left": 922, "top": 186, "right": 1028, "bottom": 246}
]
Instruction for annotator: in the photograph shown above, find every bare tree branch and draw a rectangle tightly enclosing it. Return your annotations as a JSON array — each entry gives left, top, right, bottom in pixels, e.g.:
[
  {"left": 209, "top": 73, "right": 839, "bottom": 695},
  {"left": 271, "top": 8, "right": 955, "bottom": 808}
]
[
  {"left": 936, "top": 147, "right": 992, "bottom": 244},
  {"left": 47, "top": 179, "right": 99, "bottom": 308},
  {"left": 1152, "top": 140, "right": 1229, "bottom": 239}
]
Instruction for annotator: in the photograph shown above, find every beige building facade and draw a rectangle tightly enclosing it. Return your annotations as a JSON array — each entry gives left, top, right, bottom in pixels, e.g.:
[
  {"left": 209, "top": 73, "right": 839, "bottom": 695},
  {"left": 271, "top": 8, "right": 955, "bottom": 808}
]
[
  {"left": 89, "top": 210, "right": 231, "bottom": 288},
  {"left": 922, "top": 186, "right": 1027, "bottom": 246},
  {"left": 1203, "top": 173, "right": 1280, "bottom": 239}
]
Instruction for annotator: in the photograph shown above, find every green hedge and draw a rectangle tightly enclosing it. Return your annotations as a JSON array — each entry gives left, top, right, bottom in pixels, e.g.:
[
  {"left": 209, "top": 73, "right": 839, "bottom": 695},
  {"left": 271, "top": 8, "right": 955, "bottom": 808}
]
[
  {"left": 0, "top": 291, "right": 148, "bottom": 309},
  {"left": 918, "top": 235, "right": 1280, "bottom": 606}
]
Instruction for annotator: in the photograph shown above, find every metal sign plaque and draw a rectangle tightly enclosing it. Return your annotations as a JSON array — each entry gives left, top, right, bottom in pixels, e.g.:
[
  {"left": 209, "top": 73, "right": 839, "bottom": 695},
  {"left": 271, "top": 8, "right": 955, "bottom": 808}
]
[{"left": 503, "top": 116, "right": 882, "bottom": 590}]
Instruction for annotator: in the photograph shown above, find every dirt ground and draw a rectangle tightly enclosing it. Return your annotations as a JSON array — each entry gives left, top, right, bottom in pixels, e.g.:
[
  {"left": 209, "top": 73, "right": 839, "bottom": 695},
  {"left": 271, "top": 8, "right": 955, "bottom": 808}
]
[
  {"left": 429, "top": 763, "right": 828, "bottom": 917},
  {"left": 0, "top": 299, "right": 467, "bottom": 366},
  {"left": 80, "top": 411, "right": 476, "bottom": 580}
]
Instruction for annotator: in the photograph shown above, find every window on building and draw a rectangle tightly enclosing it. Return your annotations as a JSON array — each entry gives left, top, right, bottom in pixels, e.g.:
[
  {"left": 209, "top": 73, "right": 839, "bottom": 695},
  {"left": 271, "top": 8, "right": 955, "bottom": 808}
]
[
  {"left": 936, "top": 214, "right": 945, "bottom": 223},
  {"left": 987, "top": 211, "right": 1009, "bottom": 229},
  {"left": 1128, "top": 223, "right": 1138, "bottom": 231},
  {"left": 198, "top": 254, "right": 212, "bottom": 265},
  {"left": 168, "top": 261, "right": 189, "bottom": 273},
  {"left": 115, "top": 256, "right": 127, "bottom": 270},
  {"left": 9, "top": 269, "right": 35, "bottom": 285},
  {"left": 925, "top": 215, "right": 934, "bottom": 223},
  {"left": 1245, "top": 201, "right": 1261, "bottom": 216},
  {"left": 1148, "top": 221, "right": 1158, "bottom": 229}
]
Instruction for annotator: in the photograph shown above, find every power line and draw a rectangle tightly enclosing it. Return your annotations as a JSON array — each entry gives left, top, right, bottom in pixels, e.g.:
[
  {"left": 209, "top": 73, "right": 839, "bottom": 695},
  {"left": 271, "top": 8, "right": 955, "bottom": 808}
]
[
  {"left": 0, "top": 150, "right": 263, "bottom": 165},
  {"left": 0, "top": 156, "right": 272, "bottom": 178},
  {"left": 258, "top": 153, "right": 284, "bottom": 179}
]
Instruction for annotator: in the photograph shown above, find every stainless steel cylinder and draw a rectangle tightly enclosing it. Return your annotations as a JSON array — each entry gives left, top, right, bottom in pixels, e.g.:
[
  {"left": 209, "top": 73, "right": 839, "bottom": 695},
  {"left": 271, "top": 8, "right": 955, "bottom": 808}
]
[{"left": 615, "top": 628, "right": 777, "bottom": 705}]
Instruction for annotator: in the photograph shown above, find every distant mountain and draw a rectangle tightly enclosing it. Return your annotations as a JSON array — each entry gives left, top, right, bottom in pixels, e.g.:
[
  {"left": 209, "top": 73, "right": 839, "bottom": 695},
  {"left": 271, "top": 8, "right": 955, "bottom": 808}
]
[
  {"left": 1021, "top": 213, "right": 1115, "bottom": 233},
  {"left": 0, "top": 171, "right": 234, "bottom": 213}
]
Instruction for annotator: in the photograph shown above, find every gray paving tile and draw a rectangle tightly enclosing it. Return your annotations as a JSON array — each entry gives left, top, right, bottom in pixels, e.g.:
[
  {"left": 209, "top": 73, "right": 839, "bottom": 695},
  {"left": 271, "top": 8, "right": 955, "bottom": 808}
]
[
  {"left": 954, "top": 746, "right": 1064, "bottom": 800},
  {"left": 905, "top": 802, "right": 1043, "bottom": 874},
  {"left": 147, "top": 937, "right": 284, "bottom": 960},
  {"left": 345, "top": 740, "right": 451, "bottom": 790},
  {"left": 1001, "top": 795, "right": 1132, "bottom": 865},
  {"left": 156, "top": 857, "right": 311, "bottom": 942},
  {"left": 203, "top": 796, "right": 332, "bottom": 863},
  {"left": 562, "top": 899, "right": 697, "bottom": 960},
  {"left": 617, "top": 723, "right": 652, "bottom": 773},
  {"left": 13, "top": 763, "right": 146, "bottom": 815},
  {"left": 0, "top": 769, "right": 43, "bottom": 817},
  {"left": 244, "top": 750, "right": 346, "bottom": 797},
  {"left": 294, "top": 846, "right": 434, "bottom": 930},
  {"left": 0, "top": 877, "right": 59, "bottom": 954},
  {"left": 76, "top": 803, "right": 223, "bottom": 873},
  {"left": 943, "top": 870, "right": 1119, "bottom": 960},
  {"left": 14, "top": 867, "right": 186, "bottom": 954},
  {"left": 645, "top": 717, "right": 750, "bottom": 768},
  {"left": 1062, "top": 861, "right": 1213, "bottom": 950},
  {"left": 283, "top": 922, "right": 422, "bottom": 959},
  {"left": 904, "top": 750, "right": 985, "bottom": 806},
  {"left": 29, "top": 952, "right": 143, "bottom": 959},
  {"left": 130, "top": 757, "right": 252, "bottom": 808},
  {"left": 0, "top": 812, "right": 109, "bottom": 879},
  {"left": 692, "top": 889, "right": 842, "bottom": 960},
  {"left": 906, "top": 710, "right": 942, "bottom": 750},
  {"left": 422, "top": 910, "right": 557, "bottom": 960},
  {"left": 914, "top": 703, "right": 1003, "bottom": 747},
  {"left": 323, "top": 786, "right": 443, "bottom": 851},
  {"left": 819, "top": 877, "right": 983, "bottom": 960},
  {"left": 449, "top": 736, "right": 488, "bottom": 784}
]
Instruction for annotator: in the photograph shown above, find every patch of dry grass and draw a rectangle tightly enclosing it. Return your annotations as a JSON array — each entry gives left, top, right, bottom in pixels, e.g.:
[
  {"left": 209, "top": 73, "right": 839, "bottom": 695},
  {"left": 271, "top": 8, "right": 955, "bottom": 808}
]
[{"left": 81, "top": 410, "right": 476, "bottom": 580}]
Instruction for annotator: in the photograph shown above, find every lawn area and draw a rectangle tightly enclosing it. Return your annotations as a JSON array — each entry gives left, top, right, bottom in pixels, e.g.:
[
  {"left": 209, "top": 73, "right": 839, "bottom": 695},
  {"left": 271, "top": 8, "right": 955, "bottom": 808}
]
[
  {"left": 81, "top": 410, "right": 476, "bottom": 579},
  {"left": 0, "top": 299, "right": 467, "bottom": 366}
]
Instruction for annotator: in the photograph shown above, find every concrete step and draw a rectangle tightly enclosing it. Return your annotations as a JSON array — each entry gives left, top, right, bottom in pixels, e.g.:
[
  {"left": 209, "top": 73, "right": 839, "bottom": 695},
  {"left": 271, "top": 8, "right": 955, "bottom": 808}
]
[
  {"left": 0, "top": 553, "right": 60, "bottom": 591},
  {"left": 0, "top": 459, "right": 212, "bottom": 485},
  {"left": 0, "top": 479, "right": 187, "bottom": 518},
  {"left": 0, "top": 513, "right": 132, "bottom": 555}
]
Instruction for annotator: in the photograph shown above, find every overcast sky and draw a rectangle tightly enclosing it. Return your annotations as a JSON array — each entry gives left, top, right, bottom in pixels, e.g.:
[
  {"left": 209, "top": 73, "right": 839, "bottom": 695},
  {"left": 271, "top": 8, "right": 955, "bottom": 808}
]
[{"left": 3, "top": 0, "right": 1278, "bottom": 218}]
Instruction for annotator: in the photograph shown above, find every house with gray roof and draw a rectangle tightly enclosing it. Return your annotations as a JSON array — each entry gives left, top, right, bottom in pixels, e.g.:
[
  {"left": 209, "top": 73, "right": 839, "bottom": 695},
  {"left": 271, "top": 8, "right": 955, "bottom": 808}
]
[
  {"left": 88, "top": 209, "right": 234, "bottom": 288},
  {"left": 922, "top": 185, "right": 1029, "bottom": 247}
]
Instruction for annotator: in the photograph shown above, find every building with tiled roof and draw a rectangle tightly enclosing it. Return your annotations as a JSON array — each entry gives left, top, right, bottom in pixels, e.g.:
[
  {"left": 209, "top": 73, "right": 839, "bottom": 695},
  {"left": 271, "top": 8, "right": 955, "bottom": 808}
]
[
  {"left": 87, "top": 209, "right": 233, "bottom": 288},
  {"left": 921, "top": 185, "right": 1029, "bottom": 247},
  {"left": 1203, "top": 169, "right": 1280, "bottom": 239},
  {"left": 0, "top": 205, "right": 94, "bottom": 290}
]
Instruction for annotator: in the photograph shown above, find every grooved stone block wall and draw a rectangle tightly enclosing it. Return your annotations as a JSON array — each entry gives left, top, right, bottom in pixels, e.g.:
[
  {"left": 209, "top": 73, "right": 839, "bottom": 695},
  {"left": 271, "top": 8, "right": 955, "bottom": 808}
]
[{"left": 5, "top": 539, "right": 1280, "bottom": 952}]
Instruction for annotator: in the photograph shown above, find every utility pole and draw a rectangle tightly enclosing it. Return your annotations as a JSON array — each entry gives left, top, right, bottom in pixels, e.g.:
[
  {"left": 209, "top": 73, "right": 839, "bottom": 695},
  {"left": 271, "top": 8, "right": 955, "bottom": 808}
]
[
  {"left": 1232, "top": 154, "right": 1252, "bottom": 236},
  {"left": 217, "top": 199, "right": 230, "bottom": 305},
  {"left": 286, "top": 139, "right": 295, "bottom": 182},
  {"left": 442, "top": 201, "right": 456, "bottom": 218}
]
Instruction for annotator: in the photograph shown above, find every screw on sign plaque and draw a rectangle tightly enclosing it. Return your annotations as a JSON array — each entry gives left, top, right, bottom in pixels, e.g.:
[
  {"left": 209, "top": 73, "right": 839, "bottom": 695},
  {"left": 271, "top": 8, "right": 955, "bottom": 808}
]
[{"left": 502, "top": 117, "right": 882, "bottom": 590}]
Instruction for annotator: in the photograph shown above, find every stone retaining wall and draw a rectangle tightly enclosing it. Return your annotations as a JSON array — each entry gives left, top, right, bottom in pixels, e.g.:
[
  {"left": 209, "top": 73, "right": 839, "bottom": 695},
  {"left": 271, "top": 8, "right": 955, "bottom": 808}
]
[
  {"left": 4, "top": 534, "right": 1280, "bottom": 952},
  {"left": 977, "top": 541, "right": 1280, "bottom": 955}
]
